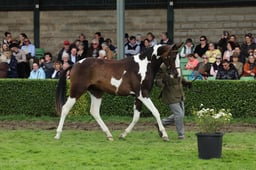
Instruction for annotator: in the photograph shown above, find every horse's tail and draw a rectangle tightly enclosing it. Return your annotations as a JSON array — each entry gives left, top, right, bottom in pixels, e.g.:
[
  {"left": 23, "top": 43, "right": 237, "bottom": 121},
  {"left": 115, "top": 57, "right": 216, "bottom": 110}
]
[{"left": 55, "top": 65, "right": 73, "bottom": 114}]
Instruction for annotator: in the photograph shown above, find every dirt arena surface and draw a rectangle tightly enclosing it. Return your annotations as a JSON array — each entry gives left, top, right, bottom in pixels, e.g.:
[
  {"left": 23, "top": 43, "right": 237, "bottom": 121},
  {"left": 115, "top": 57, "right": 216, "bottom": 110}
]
[{"left": 0, "top": 120, "right": 255, "bottom": 132}]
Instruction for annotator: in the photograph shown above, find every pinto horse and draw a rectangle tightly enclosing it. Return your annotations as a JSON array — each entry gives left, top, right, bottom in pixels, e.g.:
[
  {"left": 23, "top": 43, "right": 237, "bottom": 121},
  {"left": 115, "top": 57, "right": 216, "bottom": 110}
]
[{"left": 55, "top": 44, "right": 179, "bottom": 141}]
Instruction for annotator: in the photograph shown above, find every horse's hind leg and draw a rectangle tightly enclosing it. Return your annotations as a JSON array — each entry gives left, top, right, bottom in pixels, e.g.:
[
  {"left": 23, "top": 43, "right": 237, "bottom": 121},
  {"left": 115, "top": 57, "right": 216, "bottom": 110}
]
[
  {"left": 54, "top": 97, "right": 76, "bottom": 140},
  {"left": 119, "top": 99, "right": 142, "bottom": 139},
  {"left": 89, "top": 93, "right": 113, "bottom": 141}
]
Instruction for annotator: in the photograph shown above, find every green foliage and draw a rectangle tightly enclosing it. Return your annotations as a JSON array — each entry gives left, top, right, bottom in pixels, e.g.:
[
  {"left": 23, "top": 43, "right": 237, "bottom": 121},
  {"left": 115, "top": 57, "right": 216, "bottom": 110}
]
[{"left": 0, "top": 79, "right": 255, "bottom": 117}]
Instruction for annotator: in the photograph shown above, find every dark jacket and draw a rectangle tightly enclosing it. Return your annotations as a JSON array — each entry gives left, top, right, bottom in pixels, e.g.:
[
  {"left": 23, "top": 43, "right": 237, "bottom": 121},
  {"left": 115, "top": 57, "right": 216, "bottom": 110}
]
[{"left": 216, "top": 64, "right": 239, "bottom": 80}]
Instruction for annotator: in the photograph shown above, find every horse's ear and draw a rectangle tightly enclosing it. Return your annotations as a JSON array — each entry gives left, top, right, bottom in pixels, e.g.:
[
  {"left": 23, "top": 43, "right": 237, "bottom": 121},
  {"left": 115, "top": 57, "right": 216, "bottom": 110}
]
[{"left": 170, "top": 42, "right": 184, "bottom": 51}]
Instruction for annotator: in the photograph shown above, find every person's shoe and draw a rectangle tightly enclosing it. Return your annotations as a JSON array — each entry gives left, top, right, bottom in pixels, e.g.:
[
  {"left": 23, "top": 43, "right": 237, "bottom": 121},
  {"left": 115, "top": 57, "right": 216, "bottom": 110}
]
[
  {"left": 154, "top": 123, "right": 163, "bottom": 137},
  {"left": 178, "top": 135, "right": 185, "bottom": 140}
]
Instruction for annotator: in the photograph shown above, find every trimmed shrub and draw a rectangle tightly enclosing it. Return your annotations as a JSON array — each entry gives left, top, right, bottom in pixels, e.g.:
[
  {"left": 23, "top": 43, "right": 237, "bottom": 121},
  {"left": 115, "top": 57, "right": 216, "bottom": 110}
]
[{"left": 0, "top": 79, "right": 255, "bottom": 117}]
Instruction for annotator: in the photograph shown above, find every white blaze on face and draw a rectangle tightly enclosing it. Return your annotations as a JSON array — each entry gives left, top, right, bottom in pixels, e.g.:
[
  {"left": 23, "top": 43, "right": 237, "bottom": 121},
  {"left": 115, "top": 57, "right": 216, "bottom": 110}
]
[
  {"left": 110, "top": 70, "right": 127, "bottom": 93},
  {"left": 134, "top": 55, "right": 149, "bottom": 84},
  {"left": 152, "top": 44, "right": 163, "bottom": 59},
  {"left": 78, "top": 58, "right": 86, "bottom": 63}
]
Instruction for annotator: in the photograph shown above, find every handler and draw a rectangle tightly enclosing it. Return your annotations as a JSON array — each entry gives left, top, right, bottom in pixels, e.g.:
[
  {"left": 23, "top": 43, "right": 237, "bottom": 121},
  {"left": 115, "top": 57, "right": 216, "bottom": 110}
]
[{"left": 155, "top": 61, "right": 192, "bottom": 140}]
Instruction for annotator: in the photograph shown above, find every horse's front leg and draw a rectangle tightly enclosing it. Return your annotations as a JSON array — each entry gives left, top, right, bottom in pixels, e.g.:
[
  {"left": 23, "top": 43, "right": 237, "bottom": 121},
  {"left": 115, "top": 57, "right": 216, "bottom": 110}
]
[
  {"left": 89, "top": 93, "right": 113, "bottom": 141},
  {"left": 119, "top": 99, "right": 142, "bottom": 139},
  {"left": 55, "top": 97, "right": 76, "bottom": 140},
  {"left": 138, "top": 96, "right": 169, "bottom": 141}
]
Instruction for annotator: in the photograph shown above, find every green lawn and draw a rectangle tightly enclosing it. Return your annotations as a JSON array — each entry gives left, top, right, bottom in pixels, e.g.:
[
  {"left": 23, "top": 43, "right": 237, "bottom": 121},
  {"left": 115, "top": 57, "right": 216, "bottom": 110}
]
[{"left": 0, "top": 129, "right": 255, "bottom": 170}]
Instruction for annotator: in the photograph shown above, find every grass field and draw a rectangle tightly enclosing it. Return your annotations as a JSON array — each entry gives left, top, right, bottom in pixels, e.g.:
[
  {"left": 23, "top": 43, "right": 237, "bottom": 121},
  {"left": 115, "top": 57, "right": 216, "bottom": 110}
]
[{"left": 0, "top": 115, "right": 255, "bottom": 170}]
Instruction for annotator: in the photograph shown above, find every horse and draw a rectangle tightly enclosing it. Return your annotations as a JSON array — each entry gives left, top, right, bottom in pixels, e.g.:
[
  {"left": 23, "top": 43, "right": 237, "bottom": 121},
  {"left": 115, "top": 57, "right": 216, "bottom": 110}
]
[{"left": 54, "top": 44, "right": 179, "bottom": 141}]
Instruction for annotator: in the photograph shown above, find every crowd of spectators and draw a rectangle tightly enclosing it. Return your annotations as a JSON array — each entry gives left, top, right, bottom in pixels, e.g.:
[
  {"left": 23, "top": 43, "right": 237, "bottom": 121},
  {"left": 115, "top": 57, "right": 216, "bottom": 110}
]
[{"left": 0, "top": 30, "right": 255, "bottom": 80}]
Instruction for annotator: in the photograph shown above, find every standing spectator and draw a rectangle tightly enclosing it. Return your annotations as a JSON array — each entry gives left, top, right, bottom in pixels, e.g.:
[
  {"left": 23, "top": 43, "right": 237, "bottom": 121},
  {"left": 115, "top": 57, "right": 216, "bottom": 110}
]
[
  {"left": 41, "top": 52, "right": 54, "bottom": 78},
  {"left": 210, "top": 55, "right": 222, "bottom": 77},
  {"left": 223, "top": 41, "right": 236, "bottom": 61},
  {"left": 216, "top": 60, "right": 239, "bottom": 80},
  {"left": 51, "top": 60, "right": 63, "bottom": 79},
  {"left": 101, "top": 43, "right": 115, "bottom": 60},
  {"left": 78, "top": 33, "right": 89, "bottom": 52},
  {"left": 87, "top": 39, "right": 101, "bottom": 58},
  {"left": 70, "top": 47, "right": 78, "bottom": 63},
  {"left": 240, "top": 33, "right": 256, "bottom": 62},
  {"left": 242, "top": 55, "right": 256, "bottom": 77},
  {"left": 179, "top": 38, "right": 195, "bottom": 58},
  {"left": 229, "top": 34, "right": 240, "bottom": 47},
  {"left": 205, "top": 42, "right": 221, "bottom": 64},
  {"left": 194, "top": 35, "right": 209, "bottom": 58},
  {"left": 21, "top": 37, "right": 36, "bottom": 70},
  {"left": 232, "top": 52, "right": 243, "bottom": 77},
  {"left": 28, "top": 62, "right": 46, "bottom": 79},
  {"left": 185, "top": 54, "right": 199, "bottom": 70},
  {"left": 9, "top": 43, "right": 30, "bottom": 78},
  {"left": 94, "top": 32, "right": 104, "bottom": 46},
  {"left": 77, "top": 42, "right": 87, "bottom": 60},
  {"left": 140, "top": 38, "right": 151, "bottom": 54},
  {"left": 124, "top": 33, "right": 129, "bottom": 46},
  {"left": 18, "top": 33, "right": 28, "bottom": 48},
  {"left": 62, "top": 52, "right": 73, "bottom": 70},
  {"left": 146, "top": 32, "right": 157, "bottom": 47},
  {"left": 159, "top": 32, "right": 172, "bottom": 45},
  {"left": 2, "top": 32, "right": 12, "bottom": 46},
  {"left": 136, "top": 33, "right": 144, "bottom": 50},
  {"left": 217, "top": 30, "right": 230, "bottom": 55},
  {"left": 124, "top": 36, "right": 140, "bottom": 57},
  {"left": 57, "top": 40, "right": 71, "bottom": 62}
]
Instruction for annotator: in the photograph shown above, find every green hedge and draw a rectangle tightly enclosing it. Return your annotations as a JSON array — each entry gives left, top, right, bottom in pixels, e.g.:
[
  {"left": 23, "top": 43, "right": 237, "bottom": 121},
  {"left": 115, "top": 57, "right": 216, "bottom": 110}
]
[{"left": 0, "top": 79, "right": 255, "bottom": 117}]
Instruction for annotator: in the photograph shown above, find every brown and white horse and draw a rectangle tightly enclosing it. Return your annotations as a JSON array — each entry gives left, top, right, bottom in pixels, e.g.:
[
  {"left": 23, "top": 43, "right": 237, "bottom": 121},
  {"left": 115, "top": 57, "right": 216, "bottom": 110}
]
[{"left": 54, "top": 44, "right": 179, "bottom": 141}]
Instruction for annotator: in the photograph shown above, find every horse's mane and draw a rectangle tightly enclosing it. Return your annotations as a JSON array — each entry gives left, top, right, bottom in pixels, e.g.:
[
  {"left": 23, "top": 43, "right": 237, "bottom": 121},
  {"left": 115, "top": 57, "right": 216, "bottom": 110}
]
[{"left": 139, "top": 47, "right": 154, "bottom": 60}]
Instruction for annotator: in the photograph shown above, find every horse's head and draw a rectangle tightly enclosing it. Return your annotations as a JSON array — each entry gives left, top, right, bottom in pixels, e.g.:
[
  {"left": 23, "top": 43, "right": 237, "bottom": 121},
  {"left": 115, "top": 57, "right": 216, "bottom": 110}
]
[{"left": 153, "top": 43, "right": 182, "bottom": 78}]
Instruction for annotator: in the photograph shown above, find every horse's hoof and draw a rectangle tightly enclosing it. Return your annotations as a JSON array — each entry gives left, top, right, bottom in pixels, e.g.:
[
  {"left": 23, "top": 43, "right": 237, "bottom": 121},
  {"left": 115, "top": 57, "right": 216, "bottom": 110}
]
[
  {"left": 119, "top": 134, "right": 126, "bottom": 140},
  {"left": 54, "top": 134, "right": 61, "bottom": 140},
  {"left": 107, "top": 137, "right": 114, "bottom": 141},
  {"left": 162, "top": 136, "right": 170, "bottom": 141}
]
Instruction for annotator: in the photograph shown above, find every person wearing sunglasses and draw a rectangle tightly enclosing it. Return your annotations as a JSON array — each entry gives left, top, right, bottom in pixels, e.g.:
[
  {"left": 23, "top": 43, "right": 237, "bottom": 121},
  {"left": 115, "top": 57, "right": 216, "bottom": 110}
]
[
  {"left": 194, "top": 35, "right": 209, "bottom": 58},
  {"left": 216, "top": 59, "right": 239, "bottom": 80}
]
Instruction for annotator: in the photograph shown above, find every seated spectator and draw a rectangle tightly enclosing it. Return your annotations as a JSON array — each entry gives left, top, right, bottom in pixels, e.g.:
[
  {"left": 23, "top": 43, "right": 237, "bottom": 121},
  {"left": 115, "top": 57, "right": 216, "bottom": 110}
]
[
  {"left": 41, "top": 52, "right": 54, "bottom": 78},
  {"left": 233, "top": 46, "right": 245, "bottom": 64},
  {"left": 18, "top": 33, "right": 28, "bottom": 48},
  {"left": 101, "top": 43, "right": 115, "bottom": 60},
  {"left": 140, "top": 38, "right": 151, "bottom": 54},
  {"left": 210, "top": 56, "right": 222, "bottom": 77},
  {"left": 185, "top": 54, "right": 199, "bottom": 70},
  {"left": 77, "top": 42, "right": 87, "bottom": 60},
  {"left": 70, "top": 47, "right": 78, "bottom": 63},
  {"left": 51, "top": 60, "right": 63, "bottom": 79},
  {"left": 136, "top": 33, "right": 144, "bottom": 50},
  {"left": 57, "top": 40, "right": 71, "bottom": 62},
  {"left": 179, "top": 38, "right": 195, "bottom": 58},
  {"left": 70, "top": 39, "right": 80, "bottom": 50},
  {"left": 9, "top": 43, "right": 30, "bottom": 78},
  {"left": 205, "top": 42, "right": 221, "bottom": 64},
  {"left": 216, "top": 59, "right": 239, "bottom": 80},
  {"left": 240, "top": 33, "right": 256, "bottom": 63},
  {"left": 159, "top": 32, "right": 172, "bottom": 45},
  {"left": 2, "top": 32, "right": 12, "bottom": 47},
  {"left": 242, "top": 55, "right": 256, "bottom": 77},
  {"left": 62, "top": 52, "right": 73, "bottom": 70},
  {"left": 21, "top": 37, "right": 36, "bottom": 70},
  {"left": 94, "top": 32, "right": 104, "bottom": 45},
  {"left": 223, "top": 41, "right": 236, "bottom": 61},
  {"left": 146, "top": 32, "right": 157, "bottom": 47},
  {"left": 124, "top": 36, "right": 140, "bottom": 57},
  {"left": 194, "top": 35, "right": 209, "bottom": 58},
  {"left": 78, "top": 33, "right": 89, "bottom": 52},
  {"left": 87, "top": 39, "right": 101, "bottom": 58},
  {"left": 28, "top": 62, "right": 46, "bottom": 79},
  {"left": 193, "top": 54, "right": 211, "bottom": 80},
  {"left": 231, "top": 52, "right": 243, "bottom": 77},
  {"left": 105, "top": 38, "right": 117, "bottom": 53},
  {"left": 98, "top": 50, "right": 106, "bottom": 59}
]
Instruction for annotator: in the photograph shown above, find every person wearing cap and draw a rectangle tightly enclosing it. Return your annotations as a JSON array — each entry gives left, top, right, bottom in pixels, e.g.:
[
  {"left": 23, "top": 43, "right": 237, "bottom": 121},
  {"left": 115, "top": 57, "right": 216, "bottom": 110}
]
[
  {"left": 179, "top": 38, "right": 195, "bottom": 58},
  {"left": 232, "top": 52, "right": 243, "bottom": 77},
  {"left": 242, "top": 54, "right": 256, "bottom": 77},
  {"left": 240, "top": 33, "right": 256, "bottom": 62},
  {"left": 57, "top": 40, "right": 71, "bottom": 62}
]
